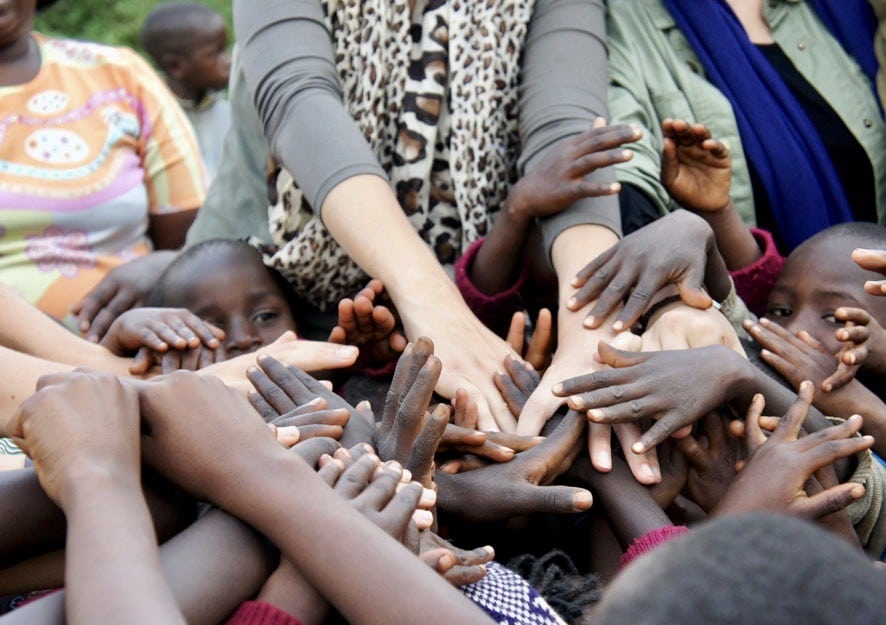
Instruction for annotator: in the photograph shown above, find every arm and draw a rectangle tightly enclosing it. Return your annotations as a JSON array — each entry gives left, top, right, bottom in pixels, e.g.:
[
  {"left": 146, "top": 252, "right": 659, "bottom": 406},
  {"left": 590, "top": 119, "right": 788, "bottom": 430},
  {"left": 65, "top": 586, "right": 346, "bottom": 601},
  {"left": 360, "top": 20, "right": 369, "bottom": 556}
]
[{"left": 235, "top": 0, "right": 516, "bottom": 431}]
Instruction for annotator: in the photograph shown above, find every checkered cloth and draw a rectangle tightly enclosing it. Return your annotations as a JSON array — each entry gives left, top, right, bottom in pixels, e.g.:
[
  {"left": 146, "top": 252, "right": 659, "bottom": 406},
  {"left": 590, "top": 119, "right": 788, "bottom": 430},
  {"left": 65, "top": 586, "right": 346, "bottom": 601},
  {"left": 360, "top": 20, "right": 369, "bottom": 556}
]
[{"left": 461, "top": 562, "right": 567, "bottom": 625}]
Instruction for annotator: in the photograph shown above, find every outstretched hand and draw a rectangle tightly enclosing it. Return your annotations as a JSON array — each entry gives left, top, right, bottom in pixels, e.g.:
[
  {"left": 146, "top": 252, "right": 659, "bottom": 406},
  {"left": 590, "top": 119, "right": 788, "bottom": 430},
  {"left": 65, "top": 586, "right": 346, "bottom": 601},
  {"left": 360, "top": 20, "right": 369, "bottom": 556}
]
[
  {"left": 329, "top": 279, "right": 407, "bottom": 368},
  {"left": 713, "top": 383, "right": 871, "bottom": 519},
  {"left": 660, "top": 118, "right": 732, "bottom": 213},
  {"left": 435, "top": 411, "right": 592, "bottom": 522},
  {"left": 555, "top": 342, "right": 749, "bottom": 454},
  {"left": 506, "top": 118, "right": 640, "bottom": 219},
  {"left": 853, "top": 248, "right": 886, "bottom": 296},
  {"left": 567, "top": 211, "right": 715, "bottom": 332}
]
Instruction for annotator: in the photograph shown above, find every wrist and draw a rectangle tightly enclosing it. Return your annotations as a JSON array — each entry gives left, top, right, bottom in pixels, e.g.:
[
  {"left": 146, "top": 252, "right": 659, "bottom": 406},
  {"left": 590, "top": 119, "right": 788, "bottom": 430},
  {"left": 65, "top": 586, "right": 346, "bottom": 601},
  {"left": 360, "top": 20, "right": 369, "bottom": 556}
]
[
  {"left": 61, "top": 463, "right": 143, "bottom": 517},
  {"left": 502, "top": 184, "right": 533, "bottom": 227}
]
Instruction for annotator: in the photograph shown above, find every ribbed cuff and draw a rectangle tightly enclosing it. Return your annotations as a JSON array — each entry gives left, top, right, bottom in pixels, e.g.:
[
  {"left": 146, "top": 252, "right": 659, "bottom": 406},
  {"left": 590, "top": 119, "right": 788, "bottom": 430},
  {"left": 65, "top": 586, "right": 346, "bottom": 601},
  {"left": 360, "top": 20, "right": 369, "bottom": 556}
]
[
  {"left": 225, "top": 601, "right": 305, "bottom": 625},
  {"left": 729, "top": 228, "right": 785, "bottom": 317},
  {"left": 454, "top": 238, "right": 527, "bottom": 333},
  {"left": 620, "top": 525, "right": 689, "bottom": 569}
]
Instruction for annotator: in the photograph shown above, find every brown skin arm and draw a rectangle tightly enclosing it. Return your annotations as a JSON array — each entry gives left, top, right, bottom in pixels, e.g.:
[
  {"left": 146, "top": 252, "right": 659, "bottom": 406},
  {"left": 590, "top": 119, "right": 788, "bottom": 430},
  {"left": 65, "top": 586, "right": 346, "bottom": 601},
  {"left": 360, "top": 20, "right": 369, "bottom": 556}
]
[{"left": 148, "top": 210, "right": 198, "bottom": 251}]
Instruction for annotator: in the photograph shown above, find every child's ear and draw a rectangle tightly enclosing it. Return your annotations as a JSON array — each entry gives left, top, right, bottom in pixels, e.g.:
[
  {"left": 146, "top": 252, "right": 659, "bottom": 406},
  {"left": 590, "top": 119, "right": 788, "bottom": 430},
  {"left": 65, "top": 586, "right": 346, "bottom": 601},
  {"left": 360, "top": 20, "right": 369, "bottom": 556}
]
[{"left": 161, "top": 52, "right": 187, "bottom": 79}]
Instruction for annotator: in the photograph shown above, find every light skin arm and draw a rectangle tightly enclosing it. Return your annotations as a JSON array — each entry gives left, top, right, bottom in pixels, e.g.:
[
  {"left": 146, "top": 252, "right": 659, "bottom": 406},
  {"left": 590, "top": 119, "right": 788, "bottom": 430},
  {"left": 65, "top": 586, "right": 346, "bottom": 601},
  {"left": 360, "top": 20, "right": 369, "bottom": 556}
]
[{"left": 322, "top": 175, "right": 516, "bottom": 431}]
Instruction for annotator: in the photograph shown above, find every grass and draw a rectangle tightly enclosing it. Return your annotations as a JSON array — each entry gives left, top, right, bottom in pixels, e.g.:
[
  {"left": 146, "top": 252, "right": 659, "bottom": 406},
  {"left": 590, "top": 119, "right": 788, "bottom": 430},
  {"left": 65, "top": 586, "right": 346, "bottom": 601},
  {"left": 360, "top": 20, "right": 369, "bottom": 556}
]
[{"left": 33, "top": 0, "right": 233, "bottom": 54}]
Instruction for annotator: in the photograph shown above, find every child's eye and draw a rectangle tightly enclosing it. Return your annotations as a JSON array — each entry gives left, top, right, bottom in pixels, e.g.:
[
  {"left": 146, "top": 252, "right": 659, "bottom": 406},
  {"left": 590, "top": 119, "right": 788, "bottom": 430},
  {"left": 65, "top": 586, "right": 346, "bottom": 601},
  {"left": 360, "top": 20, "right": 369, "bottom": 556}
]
[
  {"left": 766, "top": 306, "right": 792, "bottom": 318},
  {"left": 253, "top": 310, "right": 281, "bottom": 326}
]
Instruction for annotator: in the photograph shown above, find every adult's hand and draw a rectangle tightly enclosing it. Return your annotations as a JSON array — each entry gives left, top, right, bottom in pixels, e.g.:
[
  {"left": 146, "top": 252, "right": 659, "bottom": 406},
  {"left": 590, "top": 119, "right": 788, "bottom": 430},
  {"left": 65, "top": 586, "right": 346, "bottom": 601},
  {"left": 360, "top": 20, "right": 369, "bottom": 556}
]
[
  {"left": 567, "top": 210, "right": 715, "bottom": 332},
  {"left": 71, "top": 250, "right": 177, "bottom": 342}
]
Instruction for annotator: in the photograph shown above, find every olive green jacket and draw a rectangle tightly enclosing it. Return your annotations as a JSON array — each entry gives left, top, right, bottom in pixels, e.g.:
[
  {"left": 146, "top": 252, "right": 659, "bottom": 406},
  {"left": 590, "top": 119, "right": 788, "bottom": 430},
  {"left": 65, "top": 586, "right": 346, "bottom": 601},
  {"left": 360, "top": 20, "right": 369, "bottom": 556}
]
[{"left": 607, "top": 0, "right": 886, "bottom": 227}]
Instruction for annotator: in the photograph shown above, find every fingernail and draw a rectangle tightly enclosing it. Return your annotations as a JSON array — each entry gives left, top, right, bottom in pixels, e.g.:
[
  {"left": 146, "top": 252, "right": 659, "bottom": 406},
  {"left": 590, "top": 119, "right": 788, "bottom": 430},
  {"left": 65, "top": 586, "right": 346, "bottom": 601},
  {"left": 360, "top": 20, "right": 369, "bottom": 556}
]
[
  {"left": 641, "top": 463, "right": 657, "bottom": 482},
  {"left": 851, "top": 484, "right": 865, "bottom": 499},
  {"left": 588, "top": 408, "right": 604, "bottom": 421},
  {"left": 631, "top": 442, "right": 645, "bottom": 454},
  {"left": 567, "top": 297, "right": 577, "bottom": 309},
  {"left": 413, "top": 509, "right": 434, "bottom": 527},
  {"left": 420, "top": 488, "right": 437, "bottom": 507},
  {"left": 483, "top": 545, "right": 495, "bottom": 555},
  {"left": 584, "top": 316, "right": 596, "bottom": 327},
  {"left": 594, "top": 451, "right": 611, "bottom": 471},
  {"left": 569, "top": 395, "right": 586, "bottom": 409},
  {"left": 246, "top": 366, "right": 258, "bottom": 375},
  {"left": 400, "top": 468, "right": 412, "bottom": 482},
  {"left": 552, "top": 383, "right": 564, "bottom": 394},
  {"left": 496, "top": 370, "right": 506, "bottom": 378},
  {"left": 613, "top": 321, "right": 624, "bottom": 331},
  {"left": 337, "top": 346, "right": 358, "bottom": 360},
  {"left": 572, "top": 491, "right": 593, "bottom": 510}
]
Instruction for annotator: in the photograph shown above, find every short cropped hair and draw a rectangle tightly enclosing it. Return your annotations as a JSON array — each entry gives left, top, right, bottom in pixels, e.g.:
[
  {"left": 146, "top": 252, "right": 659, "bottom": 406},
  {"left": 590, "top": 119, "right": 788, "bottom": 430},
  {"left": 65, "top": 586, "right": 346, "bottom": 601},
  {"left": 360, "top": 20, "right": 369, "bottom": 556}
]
[
  {"left": 140, "top": 2, "right": 221, "bottom": 64},
  {"left": 593, "top": 513, "right": 885, "bottom": 625}
]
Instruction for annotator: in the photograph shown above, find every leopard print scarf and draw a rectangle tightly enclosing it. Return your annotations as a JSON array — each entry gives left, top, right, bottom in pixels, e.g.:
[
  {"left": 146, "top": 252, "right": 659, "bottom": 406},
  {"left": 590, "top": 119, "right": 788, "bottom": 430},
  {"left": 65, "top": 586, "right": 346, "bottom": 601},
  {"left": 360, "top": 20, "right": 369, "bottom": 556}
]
[{"left": 263, "top": 0, "right": 535, "bottom": 310}]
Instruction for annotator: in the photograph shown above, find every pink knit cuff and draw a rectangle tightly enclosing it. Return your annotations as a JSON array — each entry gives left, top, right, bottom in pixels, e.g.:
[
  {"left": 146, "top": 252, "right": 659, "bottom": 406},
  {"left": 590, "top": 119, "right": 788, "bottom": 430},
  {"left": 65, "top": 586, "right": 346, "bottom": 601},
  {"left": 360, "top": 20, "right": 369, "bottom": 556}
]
[
  {"left": 729, "top": 228, "right": 785, "bottom": 317},
  {"left": 454, "top": 238, "right": 527, "bottom": 332},
  {"left": 620, "top": 525, "right": 689, "bottom": 569},
  {"left": 225, "top": 601, "right": 305, "bottom": 625}
]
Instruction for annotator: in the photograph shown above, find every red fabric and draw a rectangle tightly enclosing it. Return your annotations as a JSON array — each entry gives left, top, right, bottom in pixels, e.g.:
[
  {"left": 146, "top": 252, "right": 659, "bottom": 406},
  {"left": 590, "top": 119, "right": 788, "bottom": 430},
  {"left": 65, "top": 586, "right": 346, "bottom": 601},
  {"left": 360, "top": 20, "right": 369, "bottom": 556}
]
[
  {"left": 225, "top": 601, "right": 305, "bottom": 625},
  {"left": 729, "top": 228, "right": 785, "bottom": 317},
  {"left": 454, "top": 238, "right": 528, "bottom": 334},
  {"left": 620, "top": 525, "right": 690, "bottom": 569}
]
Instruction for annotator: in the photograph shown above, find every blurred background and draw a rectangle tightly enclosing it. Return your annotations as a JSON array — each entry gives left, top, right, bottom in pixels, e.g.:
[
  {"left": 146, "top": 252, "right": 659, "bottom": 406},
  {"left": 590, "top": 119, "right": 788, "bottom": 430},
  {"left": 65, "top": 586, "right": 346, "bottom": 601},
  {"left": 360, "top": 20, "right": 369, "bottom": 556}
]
[{"left": 35, "top": 0, "right": 233, "bottom": 55}]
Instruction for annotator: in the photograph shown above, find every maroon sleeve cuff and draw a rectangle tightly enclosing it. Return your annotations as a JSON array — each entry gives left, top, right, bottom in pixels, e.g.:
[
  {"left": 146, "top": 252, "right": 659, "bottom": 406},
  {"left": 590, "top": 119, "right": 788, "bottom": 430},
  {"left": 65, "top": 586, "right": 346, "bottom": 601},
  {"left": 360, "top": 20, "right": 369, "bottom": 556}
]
[
  {"left": 454, "top": 238, "right": 527, "bottom": 334},
  {"left": 728, "top": 228, "right": 785, "bottom": 317},
  {"left": 225, "top": 601, "right": 306, "bottom": 625},
  {"left": 620, "top": 525, "right": 689, "bottom": 569}
]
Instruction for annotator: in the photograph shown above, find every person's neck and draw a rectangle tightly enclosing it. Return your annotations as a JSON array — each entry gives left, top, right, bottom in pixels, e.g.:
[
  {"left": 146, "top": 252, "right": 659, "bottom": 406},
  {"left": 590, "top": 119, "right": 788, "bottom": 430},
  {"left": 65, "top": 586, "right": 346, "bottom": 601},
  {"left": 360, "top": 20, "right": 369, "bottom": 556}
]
[
  {"left": 724, "top": 0, "right": 774, "bottom": 44},
  {"left": 166, "top": 77, "right": 205, "bottom": 104},
  {"left": 0, "top": 31, "right": 42, "bottom": 87}
]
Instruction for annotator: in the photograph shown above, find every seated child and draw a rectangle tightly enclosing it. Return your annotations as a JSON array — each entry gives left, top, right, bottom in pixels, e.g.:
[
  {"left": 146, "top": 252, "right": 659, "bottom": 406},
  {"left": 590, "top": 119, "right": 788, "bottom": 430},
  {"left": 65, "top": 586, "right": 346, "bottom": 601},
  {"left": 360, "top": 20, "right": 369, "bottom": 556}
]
[{"left": 141, "top": 2, "right": 232, "bottom": 180}]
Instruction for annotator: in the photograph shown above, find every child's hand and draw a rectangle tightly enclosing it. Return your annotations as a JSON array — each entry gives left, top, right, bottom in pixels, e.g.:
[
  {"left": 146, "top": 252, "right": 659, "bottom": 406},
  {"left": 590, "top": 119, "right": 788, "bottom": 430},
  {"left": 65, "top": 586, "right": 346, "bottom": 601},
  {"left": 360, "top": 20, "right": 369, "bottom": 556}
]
[
  {"left": 660, "top": 118, "right": 732, "bottom": 213},
  {"left": 505, "top": 309, "right": 553, "bottom": 371},
  {"left": 268, "top": 402, "right": 350, "bottom": 447},
  {"left": 100, "top": 307, "right": 225, "bottom": 375},
  {"left": 493, "top": 354, "right": 542, "bottom": 418},
  {"left": 507, "top": 118, "right": 639, "bottom": 220},
  {"left": 8, "top": 370, "right": 141, "bottom": 507},
  {"left": 407, "top": 528, "right": 494, "bottom": 586},
  {"left": 154, "top": 343, "right": 226, "bottom": 374},
  {"left": 569, "top": 210, "right": 716, "bottom": 332},
  {"left": 647, "top": 439, "right": 688, "bottom": 510},
  {"left": 328, "top": 279, "right": 407, "bottom": 368},
  {"left": 744, "top": 318, "right": 862, "bottom": 401},
  {"left": 555, "top": 343, "right": 749, "bottom": 454},
  {"left": 435, "top": 411, "right": 593, "bottom": 522},
  {"left": 852, "top": 248, "right": 886, "bottom": 296},
  {"left": 375, "top": 338, "right": 449, "bottom": 488},
  {"left": 713, "top": 383, "right": 871, "bottom": 519},
  {"left": 246, "top": 353, "right": 376, "bottom": 448},
  {"left": 676, "top": 413, "right": 744, "bottom": 513}
]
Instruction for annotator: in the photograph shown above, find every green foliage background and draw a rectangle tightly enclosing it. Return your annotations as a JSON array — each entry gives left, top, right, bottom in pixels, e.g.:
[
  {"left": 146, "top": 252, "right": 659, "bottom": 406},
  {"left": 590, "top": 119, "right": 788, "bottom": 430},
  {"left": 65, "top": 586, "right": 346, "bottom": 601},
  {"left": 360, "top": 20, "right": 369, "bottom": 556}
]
[{"left": 34, "top": 1, "right": 233, "bottom": 54}]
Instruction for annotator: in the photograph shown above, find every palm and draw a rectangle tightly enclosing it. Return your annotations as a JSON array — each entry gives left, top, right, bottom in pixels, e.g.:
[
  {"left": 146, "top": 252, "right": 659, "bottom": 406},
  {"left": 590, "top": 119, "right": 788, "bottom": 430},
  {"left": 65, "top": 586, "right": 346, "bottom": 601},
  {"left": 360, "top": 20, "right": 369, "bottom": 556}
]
[{"left": 664, "top": 145, "right": 731, "bottom": 212}]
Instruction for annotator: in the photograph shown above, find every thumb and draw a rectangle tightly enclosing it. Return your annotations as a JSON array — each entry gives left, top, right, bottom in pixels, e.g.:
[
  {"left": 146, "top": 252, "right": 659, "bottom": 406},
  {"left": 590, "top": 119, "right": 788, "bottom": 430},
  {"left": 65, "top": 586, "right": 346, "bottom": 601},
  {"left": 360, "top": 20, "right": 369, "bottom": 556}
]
[
  {"left": 791, "top": 483, "right": 865, "bottom": 519},
  {"left": 597, "top": 342, "right": 648, "bottom": 369},
  {"left": 676, "top": 267, "right": 713, "bottom": 310},
  {"left": 514, "top": 483, "right": 593, "bottom": 516}
]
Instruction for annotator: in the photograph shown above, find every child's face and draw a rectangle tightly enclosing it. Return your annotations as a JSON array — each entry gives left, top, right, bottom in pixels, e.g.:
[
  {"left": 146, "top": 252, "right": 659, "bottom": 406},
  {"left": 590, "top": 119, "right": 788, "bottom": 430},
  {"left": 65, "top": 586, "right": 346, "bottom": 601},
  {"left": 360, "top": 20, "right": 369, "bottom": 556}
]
[
  {"left": 179, "top": 248, "right": 297, "bottom": 359},
  {"left": 765, "top": 236, "right": 886, "bottom": 354},
  {"left": 179, "top": 16, "right": 230, "bottom": 93}
]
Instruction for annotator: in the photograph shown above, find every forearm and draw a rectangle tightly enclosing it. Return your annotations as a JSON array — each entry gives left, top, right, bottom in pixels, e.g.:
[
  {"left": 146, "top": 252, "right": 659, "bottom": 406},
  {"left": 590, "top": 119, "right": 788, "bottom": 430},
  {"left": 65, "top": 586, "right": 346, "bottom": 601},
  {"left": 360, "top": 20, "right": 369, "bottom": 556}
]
[
  {"left": 470, "top": 196, "right": 532, "bottom": 295},
  {"left": 218, "top": 452, "right": 491, "bottom": 625},
  {"left": 321, "top": 175, "right": 469, "bottom": 319},
  {"left": 551, "top": 223, "right": 619, "bottom": 306},
  {"left": 0, "top": 347, "right": 71, "bottom": 435},
  {"left": 698, "top": 201, "right": 761, "bottom": 271},
  {"left": 64, "top": 474, "right": 185, "bottom": 625},
  {"left": 0, "top": 288, "right": 131, "bottom": 376}
]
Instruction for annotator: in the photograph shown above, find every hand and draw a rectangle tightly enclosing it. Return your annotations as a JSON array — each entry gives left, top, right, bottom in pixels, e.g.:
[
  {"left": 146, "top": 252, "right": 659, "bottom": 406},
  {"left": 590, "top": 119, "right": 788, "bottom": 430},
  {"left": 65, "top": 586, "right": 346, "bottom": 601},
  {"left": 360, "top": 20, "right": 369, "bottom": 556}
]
[
  {"left": 8, "top": 370, "right": 141, "bottom": 507},
  {"left": 568, "top": 211, "right": 715, "bottom": 332},
  {"left": 505, "top": 309, "right": 553, "bottom": 372},
  {"left": 245, "top": 352, "right": 376, "bottom": 448},
  {"left": 71, "top": 251, "right": 176, "bottom": 342},
  {"left": 329, "top": 279, "right": 407, "bottom": 368},
  {"left": 713, "top": 383, "right": 872, "bottom": 519},
  {"left": 660, "top": 118, "right": 731, "bottom": 213},
  {"left": 555, "top": 342, "right": 750, "bottom": 454},
  {"left": 641, "top": 300, "right": 744, "bottom": 354},
  {"left": 156, "top": 343, "right": 226, "bottom": 374},
  {"left": 268, "top": 402, "right": 351, "bottom": 446},
  {"left": 852, "top": 248, "right": 886, "bottom": 296},
  {"left": 435, "top": 411, "right": 593, "bottom": 522},
  {"left": 138, "top": 371, "right": 284, "bottom": 506},
  {"left": 376, "top": 338, "right": 449, "bottom": 488},
  {"left": 676, "top": 412, "right": 744, "bottom": 513},
  {"left": 401, "top": 300, "right": 519, "bottom": 432},
  {"left": 647, "top": 439, "right": 688, "bottom": 510},
  {"left": 407, "top": 529, "right": 494, "bottom": 586},
  {"left": 100, "top": 308, "right": 225, "bottom": 375},
  {"left": 744, "top": 317, "right": 860, "bottom": 398},
  {"left": 506, "top": 118, "right": 640, "bottom": 220},
  {"left": 493, "top": 354, "right": 542, "bottom": 419}
]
